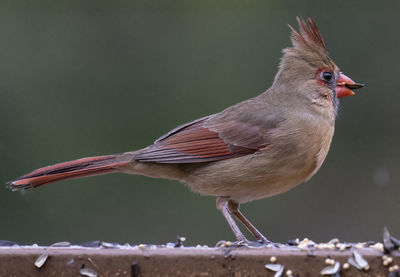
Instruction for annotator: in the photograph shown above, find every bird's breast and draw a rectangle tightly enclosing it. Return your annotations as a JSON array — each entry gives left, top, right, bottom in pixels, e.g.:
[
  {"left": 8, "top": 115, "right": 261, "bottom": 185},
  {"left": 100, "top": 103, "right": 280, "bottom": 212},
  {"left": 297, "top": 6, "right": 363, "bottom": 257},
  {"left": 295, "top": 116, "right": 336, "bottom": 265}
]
[{"left": 179, "top": 113, "right": 335, "bottom": 204}]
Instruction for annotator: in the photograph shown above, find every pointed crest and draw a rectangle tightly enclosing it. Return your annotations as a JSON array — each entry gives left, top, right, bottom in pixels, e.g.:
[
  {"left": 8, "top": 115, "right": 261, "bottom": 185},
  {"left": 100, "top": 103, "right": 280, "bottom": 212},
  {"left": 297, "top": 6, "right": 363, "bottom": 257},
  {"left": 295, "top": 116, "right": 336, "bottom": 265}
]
[
  {"left": 289, "top": 17, "right": 326, "bottom": 50},
  {"left": 285, "top": 17, "right": 335, "bottom": 70},
  {"left": 289, "top": 17, "right": 327, "bottom": 52}
]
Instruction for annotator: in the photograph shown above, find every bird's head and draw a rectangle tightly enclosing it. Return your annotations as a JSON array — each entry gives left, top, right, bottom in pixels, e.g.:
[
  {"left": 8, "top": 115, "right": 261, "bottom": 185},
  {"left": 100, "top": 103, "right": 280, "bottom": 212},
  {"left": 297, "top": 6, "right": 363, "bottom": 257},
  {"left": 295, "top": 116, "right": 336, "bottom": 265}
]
[{"left": 273, "top": 17, "right": 363, "bottom": 116}]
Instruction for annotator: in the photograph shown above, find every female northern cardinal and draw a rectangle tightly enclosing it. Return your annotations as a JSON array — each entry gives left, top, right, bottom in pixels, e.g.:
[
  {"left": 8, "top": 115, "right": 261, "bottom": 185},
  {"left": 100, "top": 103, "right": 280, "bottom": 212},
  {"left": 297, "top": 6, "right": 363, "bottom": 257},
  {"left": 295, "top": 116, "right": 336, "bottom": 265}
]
[{"left": 9, "top": 17, "right": 363, "bottom": 244}]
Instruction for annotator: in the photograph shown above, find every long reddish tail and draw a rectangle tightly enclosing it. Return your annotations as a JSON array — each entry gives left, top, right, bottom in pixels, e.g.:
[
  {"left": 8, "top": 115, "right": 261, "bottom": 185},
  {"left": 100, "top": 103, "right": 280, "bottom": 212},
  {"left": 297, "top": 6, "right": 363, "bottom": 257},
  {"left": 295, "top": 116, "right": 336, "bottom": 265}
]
[{"left": 8, "top": 153, "right": 132, "bottom": 190}]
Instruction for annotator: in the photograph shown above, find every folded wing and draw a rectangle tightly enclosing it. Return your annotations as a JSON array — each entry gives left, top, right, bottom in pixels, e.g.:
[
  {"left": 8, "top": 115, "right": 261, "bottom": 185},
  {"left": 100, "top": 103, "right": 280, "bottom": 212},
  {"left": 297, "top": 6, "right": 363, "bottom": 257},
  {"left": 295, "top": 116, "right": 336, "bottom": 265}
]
[{"left": 135, "top": 115, "right": 270, "bottom": 163}]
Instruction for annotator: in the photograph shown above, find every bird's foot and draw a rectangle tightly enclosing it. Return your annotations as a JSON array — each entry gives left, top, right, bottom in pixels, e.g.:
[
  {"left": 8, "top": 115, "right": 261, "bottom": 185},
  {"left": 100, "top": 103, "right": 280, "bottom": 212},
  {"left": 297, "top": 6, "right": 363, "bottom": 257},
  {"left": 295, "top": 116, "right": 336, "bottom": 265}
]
[
  {"left": 216, "top": 238, "right": 283, "bottom": 248},
  {"left": 216, "top": 239, "right": 249, "bottom": 248},
  {"left": 246, "top": 239, "right": 283, "bottom": 248}
]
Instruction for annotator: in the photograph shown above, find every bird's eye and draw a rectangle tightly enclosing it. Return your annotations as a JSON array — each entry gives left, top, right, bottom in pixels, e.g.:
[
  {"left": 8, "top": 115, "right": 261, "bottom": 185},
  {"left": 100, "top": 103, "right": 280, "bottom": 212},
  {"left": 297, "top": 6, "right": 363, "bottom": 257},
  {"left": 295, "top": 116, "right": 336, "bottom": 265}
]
[{"left": 322, "top": 71, "right": 333, "bottom": 83}]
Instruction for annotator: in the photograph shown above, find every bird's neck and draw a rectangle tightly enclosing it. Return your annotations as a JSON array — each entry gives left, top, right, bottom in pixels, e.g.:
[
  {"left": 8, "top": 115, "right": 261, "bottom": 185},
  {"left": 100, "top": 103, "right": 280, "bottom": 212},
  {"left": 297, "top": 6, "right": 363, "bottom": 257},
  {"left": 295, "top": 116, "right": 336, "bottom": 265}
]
[{"left": 260, "top": 83, "right": 337, "bottom": 127}]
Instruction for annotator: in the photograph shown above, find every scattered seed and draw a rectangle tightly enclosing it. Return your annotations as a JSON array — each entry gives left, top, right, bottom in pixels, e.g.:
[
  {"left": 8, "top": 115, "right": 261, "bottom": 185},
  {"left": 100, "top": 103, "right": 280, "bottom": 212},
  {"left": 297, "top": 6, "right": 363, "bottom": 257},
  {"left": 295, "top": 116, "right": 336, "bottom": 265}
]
[
  {"left": 320, "top": 261, "right": 340, "bottom": 275},
  {"left": 328, "top": 238, "right": 340, "bottom": 245},
  {"left": 337, "top": 243, "right": 347, "bottom": 252},
  {"left": 265, "top": 264, "right": 283, "bottom": 271},
  {"left": 0, "top": 240, "right": 18, "bottom": 247},
  {"left": 365, "top": 240, "right": 375, "bottom": 245},
  {"left": 390, "top": 235, "right": 400, "bottom": 248},
  {"left": 81, "top": 241, "right": 102, "bottom": 248},
  {"left": 325, "top": 258, "right": 335, "bottom": 265},
  {"left": 326, "top": 244, "right": 335, "bottom": 250},
  {"left": 80, "top": 268, "right": 98, "bottom": 277},
  {"left": 175, "top": 236, "right": 186, "bottom": 247},
  {"left": 138, "top": 244, "right": 146, "bottom": 250},
  {"left": 50, "top": 241, "right": 71, "bottom": 247},
  {"left": 270, "top": 256, "right": 277, "bottom": 263},
  {"left": 217, "top": 240, "right": 233, "bottom": 247},
  {"left": 275, "top": 267, "right": 284, "bottom": 277},
  {"left": 347, "top": 256, "right": 361, "bottom": 270},
  {"left": 34, "top": 252, "right": 48, "bottom": 268},
  {"left": 286, "top": 269, "right": 293, "bottom": 276},
  {"left": 384, "top": 227, "right": 396, "bottom": 253},
  {"left": 384, "top": 257, "right": 394, "bottom": 266},
  {"left": 354, "top": 243, "right": 363, "bottom": 249},
  {"left": 389, "top": 265, "right": 400, "bottom": 272},
  {"left": 342, "top": 263, "right": 350, "bottom": 270},
  {"left": 371, "top": 242, "right": 384, "bottom": 252},
  {"left": 101, "top": 242, "right": 116, "bottom": 249},
  {"left": 287, "top": 238, "right": 299, "bottom": 246},
  {"left": 297, "top": 238, "right": 316, "bottom": 249},
  {"left": 353, "top": 250, "right": 369, "bottom": 271},
  {"left": 216, "top": 241, "right": 226, "bottom": 247},
  {"left": 265, "top": 264, "right": 284, "bottom": 277}
]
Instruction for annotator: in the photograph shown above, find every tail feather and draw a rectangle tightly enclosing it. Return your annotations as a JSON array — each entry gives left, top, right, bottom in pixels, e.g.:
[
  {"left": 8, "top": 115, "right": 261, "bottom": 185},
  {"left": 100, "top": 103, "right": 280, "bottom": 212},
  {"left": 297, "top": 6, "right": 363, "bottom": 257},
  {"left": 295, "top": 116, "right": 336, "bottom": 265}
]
[{"left": 8, "top": 154, "right": 132, "bottom": 190}]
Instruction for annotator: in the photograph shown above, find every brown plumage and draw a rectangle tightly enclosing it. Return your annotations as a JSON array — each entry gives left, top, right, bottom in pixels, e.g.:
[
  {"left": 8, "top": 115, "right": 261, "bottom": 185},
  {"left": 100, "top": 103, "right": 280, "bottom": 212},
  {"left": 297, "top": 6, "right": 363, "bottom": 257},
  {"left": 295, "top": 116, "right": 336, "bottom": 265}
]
[{"left": 8, "top": 17, "right": 363, "bottom": 243}]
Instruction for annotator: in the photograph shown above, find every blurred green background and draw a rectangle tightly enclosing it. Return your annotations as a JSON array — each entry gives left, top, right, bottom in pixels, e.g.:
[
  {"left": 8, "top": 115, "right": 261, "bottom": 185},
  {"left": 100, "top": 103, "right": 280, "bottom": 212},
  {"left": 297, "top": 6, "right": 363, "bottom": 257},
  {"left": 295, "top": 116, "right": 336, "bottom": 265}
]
[{"left": 1, "top": 0, "right": 399, "bottom": 246}]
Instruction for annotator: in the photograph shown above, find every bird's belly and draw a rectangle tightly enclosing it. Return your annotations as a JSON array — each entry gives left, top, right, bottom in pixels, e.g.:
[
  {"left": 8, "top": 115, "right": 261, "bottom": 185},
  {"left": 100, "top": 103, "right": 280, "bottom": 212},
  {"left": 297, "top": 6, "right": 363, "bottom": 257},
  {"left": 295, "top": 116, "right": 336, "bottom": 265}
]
[
  {"left": 184, "top": 130, "right": 333, "bottom": 203},
  {"left": 183, "top": 153, "right": 313, "bottom": 203}
]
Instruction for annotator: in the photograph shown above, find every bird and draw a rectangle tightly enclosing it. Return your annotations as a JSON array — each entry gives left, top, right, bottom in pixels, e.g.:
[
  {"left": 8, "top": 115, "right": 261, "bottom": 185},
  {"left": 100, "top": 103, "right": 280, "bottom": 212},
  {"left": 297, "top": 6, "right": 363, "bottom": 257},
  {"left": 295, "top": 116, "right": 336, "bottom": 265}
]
[{"left": 8, "top": 17, "right": 363, "bottom": 244}]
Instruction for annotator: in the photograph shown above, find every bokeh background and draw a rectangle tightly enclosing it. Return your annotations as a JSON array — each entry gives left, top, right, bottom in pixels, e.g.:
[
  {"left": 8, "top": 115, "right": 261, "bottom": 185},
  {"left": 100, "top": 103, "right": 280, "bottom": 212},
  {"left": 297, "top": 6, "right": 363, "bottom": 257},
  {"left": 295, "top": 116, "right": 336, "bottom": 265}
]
[{"left": 1, "top": 0, "right": 399, "bottom": 246}]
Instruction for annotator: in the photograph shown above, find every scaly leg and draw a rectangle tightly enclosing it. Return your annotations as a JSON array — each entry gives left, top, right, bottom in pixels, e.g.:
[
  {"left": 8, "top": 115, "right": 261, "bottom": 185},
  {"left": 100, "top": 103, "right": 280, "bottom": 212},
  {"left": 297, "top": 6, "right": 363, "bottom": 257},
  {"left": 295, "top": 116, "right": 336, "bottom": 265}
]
[
  {"left": 227, "top": 200, "right": 270, "bottom": 243},
  {"left": 216, "top": 197, "right": 248, "bottom": 243}
]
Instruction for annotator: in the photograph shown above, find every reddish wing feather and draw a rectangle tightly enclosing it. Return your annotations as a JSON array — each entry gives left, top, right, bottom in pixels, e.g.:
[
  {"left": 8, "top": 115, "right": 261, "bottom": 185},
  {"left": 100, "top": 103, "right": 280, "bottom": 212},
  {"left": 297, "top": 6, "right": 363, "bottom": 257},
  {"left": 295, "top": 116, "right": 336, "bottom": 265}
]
[{"left": 135, "top": 117, "right": 267, "bottom": 163}]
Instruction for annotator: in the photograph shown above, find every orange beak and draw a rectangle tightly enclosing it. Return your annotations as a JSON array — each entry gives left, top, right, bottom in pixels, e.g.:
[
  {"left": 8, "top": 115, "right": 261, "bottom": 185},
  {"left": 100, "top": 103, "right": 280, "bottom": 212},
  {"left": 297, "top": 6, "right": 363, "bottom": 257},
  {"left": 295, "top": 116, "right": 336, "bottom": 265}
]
[{"left": 336, "top": 73, "right": 364, "bottom": 98}]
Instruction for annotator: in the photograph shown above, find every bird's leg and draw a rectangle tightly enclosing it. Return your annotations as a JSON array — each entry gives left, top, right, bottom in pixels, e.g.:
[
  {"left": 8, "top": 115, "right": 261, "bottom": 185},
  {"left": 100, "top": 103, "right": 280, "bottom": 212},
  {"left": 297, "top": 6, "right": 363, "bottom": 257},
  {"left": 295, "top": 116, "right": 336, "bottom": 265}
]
[
  {"left": 216, "top": 197, "right": 248, "bottom": 243},
  {"left": 227, "top": 200, "right": 270, "bottom": 244}
]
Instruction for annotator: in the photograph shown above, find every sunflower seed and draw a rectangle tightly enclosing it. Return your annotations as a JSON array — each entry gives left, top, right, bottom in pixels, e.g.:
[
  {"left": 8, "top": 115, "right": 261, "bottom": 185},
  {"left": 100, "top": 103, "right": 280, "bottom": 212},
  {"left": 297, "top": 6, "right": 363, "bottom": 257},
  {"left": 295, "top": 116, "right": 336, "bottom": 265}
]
[
  {"left": 347, "top": 250, "right": 370, "bottom": 271},
  {"left": 80, "top": 268, "right": 98, "bottom": 277},
  {"left": 265, "top": 264, "right": 284, "bottom": 277},
  {"left": 0, "top": 240, "right": 18, "bottom": 247},
  {"left": 384, "top": 227, "right": 395, "bottom": 253},
  {"left": 81, "top": 241, "right": 102, "bottom": 248},
  {"left": 390, "top": 235, "right": 400, "bottom": 249},
  {"left": 320, "top": 261, "right": 340, "bottom": 275},
  {"left": 287, "top": 239, "right": 299, "bottom": 246},
  {"left": 347, "top": 256, "right": 362, "bottom": 270},
  {"left": 101, "top": 242, "right": 116, "bottom": 248},
  {"left": 50, "top": 241, "right": 71, "bottom": 247},
  {"left": 34, "top": 252, "right": 48, "bottom": 268}
]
